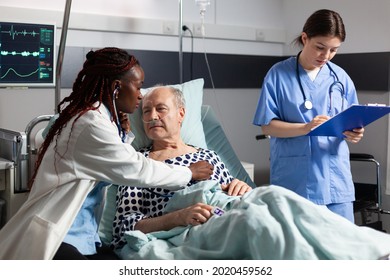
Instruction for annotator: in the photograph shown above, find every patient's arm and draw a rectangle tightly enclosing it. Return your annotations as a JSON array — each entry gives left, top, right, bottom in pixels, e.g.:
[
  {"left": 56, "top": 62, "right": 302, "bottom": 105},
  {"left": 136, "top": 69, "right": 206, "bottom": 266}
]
[
  {"left": 134, "top": 202, "right": 213, "bottom": 234},
  {"left": 221, "top": 178, "right": 252, "bottom": 196}
]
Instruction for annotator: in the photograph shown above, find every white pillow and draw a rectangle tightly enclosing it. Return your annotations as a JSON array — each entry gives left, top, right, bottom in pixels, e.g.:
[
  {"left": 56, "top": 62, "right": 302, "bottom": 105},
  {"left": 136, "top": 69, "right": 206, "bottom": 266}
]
[{"left": 129, "top": 78, "right": 207, "bottom": 150}]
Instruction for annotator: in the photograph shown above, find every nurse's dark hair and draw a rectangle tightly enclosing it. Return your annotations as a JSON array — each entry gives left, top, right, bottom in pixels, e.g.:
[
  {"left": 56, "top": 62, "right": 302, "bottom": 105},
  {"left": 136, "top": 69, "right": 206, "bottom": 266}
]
[
  {"left": 293, "top": 9, "right": 346, "bottom": 46},
  {"left": 29, "top": 47, "right": 140, "bottom": 189}
]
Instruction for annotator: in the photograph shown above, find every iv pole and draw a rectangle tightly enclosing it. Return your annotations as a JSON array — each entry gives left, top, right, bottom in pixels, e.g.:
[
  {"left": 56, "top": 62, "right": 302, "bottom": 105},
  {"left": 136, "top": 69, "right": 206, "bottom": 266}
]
[
  {"left": 55, "top": 0, "right": 72, "bottom": 113},
  {"left": 25, "top": 0, "right": 73, "bottom": 185},
  {"left": 179, "top": 0, "right": 183, "bottom": 83}
]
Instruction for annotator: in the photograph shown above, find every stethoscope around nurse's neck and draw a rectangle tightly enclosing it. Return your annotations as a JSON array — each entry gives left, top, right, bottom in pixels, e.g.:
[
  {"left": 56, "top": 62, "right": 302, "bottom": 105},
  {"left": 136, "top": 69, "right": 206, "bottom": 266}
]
[{"left": 296, "top": 51, "right": 345, "bottom": 113}]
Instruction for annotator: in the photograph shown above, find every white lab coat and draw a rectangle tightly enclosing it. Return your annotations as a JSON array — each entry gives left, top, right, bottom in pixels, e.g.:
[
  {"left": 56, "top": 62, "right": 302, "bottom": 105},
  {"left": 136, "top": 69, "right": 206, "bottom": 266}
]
[{"left": 0, "top": 105, "right": 191, "bottom": 260}]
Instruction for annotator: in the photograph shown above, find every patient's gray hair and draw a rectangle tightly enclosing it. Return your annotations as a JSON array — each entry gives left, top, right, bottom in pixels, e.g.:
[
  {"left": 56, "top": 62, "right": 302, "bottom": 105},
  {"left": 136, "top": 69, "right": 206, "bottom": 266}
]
[
  {"left": 166, "top": 86, "right": 186, "bottom": 109},
  {"left": 145, "top": 85, "right": 186, "bottom": 109}
]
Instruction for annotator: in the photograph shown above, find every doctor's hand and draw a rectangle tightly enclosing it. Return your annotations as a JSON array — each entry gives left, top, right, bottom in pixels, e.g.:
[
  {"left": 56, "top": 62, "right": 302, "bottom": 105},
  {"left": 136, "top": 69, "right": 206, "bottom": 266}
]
[
  {"left": 343, "top": 127, "right": 364, "bottom": 143},
  {"left": 306, "top": 115, "right": 330, "bottom": 132},
  {"left": 176, "top": 203, "right": 213, "bottom": 226},
  {"left": 119, "top": 111, "right": 130, "bottom": 133},
  {"left": 221, "top": 178, "right": 252, "bottom": 196},
  {"left": 189, "top": 160, "right": 214, "bottom": 181}
]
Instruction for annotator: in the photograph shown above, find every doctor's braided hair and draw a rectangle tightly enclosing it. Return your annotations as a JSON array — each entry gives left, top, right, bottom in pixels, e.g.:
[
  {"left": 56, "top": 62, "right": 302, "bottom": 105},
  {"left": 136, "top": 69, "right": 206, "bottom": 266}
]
[{"left": 29, "top": 47, "right": 140, "bottom": 189}]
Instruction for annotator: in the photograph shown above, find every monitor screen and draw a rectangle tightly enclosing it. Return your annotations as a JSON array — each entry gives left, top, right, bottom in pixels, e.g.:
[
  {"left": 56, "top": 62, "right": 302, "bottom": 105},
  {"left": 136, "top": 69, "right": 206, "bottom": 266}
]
[{"left": 0, "top": 21, "right": 56, "bottom": 87}]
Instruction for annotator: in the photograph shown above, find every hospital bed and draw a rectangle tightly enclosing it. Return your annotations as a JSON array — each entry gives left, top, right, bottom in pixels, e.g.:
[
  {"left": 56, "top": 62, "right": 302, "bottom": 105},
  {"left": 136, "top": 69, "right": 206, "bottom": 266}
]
[
  {"left": 97, "top": 90, "right": 390, "bottom": 259},
  {"left": 96, "top": 79, "right": 390, "bottom": 260},
  {"left": 98, "top": 78, "right": 256, "bottom": 246}
]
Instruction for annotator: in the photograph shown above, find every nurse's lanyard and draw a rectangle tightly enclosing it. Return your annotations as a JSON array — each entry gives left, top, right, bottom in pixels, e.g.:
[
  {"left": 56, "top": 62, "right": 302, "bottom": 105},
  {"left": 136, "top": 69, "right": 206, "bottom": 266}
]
[{"left": 296, "top": 51, "right": 345, "bottom": 113}]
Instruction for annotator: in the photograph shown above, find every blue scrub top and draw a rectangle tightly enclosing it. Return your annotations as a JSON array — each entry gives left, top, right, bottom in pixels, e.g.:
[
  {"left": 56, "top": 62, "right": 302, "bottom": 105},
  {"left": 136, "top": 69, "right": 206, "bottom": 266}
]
[
  {"left": 63, "top": 181, "right": 109, "bottom": 255},
  {"left": 253, "top": 56, "right": 358, "bottom": 205}
]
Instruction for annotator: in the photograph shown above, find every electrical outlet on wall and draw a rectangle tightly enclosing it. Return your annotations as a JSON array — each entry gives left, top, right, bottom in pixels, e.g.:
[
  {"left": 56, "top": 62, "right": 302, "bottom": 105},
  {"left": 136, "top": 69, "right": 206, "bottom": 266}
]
[
  {"left": 193, "top": 23, "right": 204, "bottom": 36},
  {"left": 256, "top": 29, "right": 265, "bottom": 41},
  {"left": 162, "top": 21, "right": 175, "bottom": 35}
]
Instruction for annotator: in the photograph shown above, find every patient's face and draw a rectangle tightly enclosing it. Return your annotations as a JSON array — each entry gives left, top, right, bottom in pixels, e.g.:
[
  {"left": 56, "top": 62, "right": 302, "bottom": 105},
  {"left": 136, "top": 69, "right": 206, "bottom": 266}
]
[{"left": 142, "top": 88, "right": 184, "bottom": 142}]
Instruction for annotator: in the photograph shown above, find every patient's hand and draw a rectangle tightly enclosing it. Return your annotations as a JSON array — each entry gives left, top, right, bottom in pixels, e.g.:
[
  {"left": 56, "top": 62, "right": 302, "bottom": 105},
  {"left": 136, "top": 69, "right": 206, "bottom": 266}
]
[
  {"left": 177, "top": 203, "right": 213, "bottom": 226},
  {"left": 189, "top": 160, "right": 214, "bottom": 181},
  {"left": 221, "top": 178, "right": 252, "bottom": 196},
  {"left": 135, "top": 202, "right": 214, "bottom": 233}
]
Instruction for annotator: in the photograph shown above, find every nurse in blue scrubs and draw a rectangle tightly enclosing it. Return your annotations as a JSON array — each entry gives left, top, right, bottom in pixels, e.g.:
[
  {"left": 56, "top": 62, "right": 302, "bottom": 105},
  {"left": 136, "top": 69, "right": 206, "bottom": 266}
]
[{"left": 253, "top": 9, "right": 364, "bottom": 222}]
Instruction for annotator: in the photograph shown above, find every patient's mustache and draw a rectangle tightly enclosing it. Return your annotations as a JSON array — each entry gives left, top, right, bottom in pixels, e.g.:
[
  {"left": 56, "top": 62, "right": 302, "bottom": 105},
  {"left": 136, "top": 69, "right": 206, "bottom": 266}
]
[
  {"left": 142, "top": 114, "right": 169, "bottom": 126},
  {"left": 146, "top": 119, "right": 163, "bottom": 126}
]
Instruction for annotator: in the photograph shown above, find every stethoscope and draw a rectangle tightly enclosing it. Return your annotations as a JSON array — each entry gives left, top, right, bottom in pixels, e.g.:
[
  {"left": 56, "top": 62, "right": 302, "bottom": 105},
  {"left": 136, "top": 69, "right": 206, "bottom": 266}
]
[
  {"left": 112, "top": 86, "right": 127, "bottom": 143},
  {"left": 296, "top": 51, "right": 345, "bottom": 113}
]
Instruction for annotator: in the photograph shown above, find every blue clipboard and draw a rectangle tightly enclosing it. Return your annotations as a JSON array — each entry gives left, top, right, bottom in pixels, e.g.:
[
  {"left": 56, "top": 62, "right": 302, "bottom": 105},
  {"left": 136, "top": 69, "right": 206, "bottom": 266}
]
[{"left": 307, "top": 104, "right": 390, "bottom": 137}]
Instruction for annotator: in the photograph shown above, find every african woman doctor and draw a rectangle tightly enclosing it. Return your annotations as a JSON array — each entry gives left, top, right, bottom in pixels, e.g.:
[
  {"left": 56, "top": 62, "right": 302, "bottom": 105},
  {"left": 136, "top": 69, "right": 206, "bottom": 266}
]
[
  {"left": 0, "top": 47, "right": 213, "bottom": 260},
  {"left": 253, "top": 9, "right": 364, "bottom": 222}
]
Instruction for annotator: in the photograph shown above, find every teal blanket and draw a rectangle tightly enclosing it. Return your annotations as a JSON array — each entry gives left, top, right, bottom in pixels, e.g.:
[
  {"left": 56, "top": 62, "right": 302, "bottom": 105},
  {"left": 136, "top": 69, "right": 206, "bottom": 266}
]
[{"left": 116, "top": 181, "right": 390, "bottom": 260}]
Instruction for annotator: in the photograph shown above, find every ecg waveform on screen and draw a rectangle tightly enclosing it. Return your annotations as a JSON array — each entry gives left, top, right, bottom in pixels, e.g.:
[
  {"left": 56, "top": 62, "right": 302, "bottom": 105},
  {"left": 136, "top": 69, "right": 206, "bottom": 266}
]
[
  {"left": 0, "top": 67, "right": 39, "bottom": 79},
  {"left": 1, "top": 25, "right": 39, "bottom": 40},
  {"left": 1, "top": 51, "right": 40, "bottom": 57}
]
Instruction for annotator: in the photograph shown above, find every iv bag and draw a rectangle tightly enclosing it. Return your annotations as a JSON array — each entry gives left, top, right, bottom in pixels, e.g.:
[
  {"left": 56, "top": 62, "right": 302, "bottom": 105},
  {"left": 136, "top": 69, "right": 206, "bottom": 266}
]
[{"left": 195, "top": 0, "right": 210, "bottom": 16}]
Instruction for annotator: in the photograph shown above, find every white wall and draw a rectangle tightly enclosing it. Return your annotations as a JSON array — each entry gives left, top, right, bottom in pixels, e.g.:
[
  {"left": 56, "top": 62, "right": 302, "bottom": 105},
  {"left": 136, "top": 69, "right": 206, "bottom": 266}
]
[
  {"left": 282, "top": 0, "right": 390, "bottom": 54},
  {"left": 0, "top": 0, "right": 286, "bottom": 54},
  {"left": 0, "top": 0, "right": 285, "bottom": 133}
]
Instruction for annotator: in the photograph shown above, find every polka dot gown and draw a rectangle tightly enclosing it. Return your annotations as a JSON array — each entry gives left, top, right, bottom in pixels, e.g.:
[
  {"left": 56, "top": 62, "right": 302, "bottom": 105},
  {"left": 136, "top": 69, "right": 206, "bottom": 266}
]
[{"left": 111, "top": 146, "right": 233, "bottom": 249}]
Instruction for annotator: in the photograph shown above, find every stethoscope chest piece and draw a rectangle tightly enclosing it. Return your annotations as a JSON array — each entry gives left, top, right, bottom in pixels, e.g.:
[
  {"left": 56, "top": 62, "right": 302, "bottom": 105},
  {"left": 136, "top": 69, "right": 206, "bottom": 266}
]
[
  {"left": 304, "top": 100, "right": 313, "bottom": 110},
  {"left": 296, "top": 51, "right": 344, "bottom": 113}
]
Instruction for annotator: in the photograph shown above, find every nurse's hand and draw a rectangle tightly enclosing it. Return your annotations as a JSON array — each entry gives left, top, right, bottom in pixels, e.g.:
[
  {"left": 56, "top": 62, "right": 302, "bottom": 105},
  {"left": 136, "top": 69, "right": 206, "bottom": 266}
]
[
  {"left": 343, "top": 127, "right": 364, "bottom": 143},
  {"left": 306, "top": 115, "right": 330, "bottom": 132},
  {"left": 189, "top": 160, "right": 214, "bottom": 181}
]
